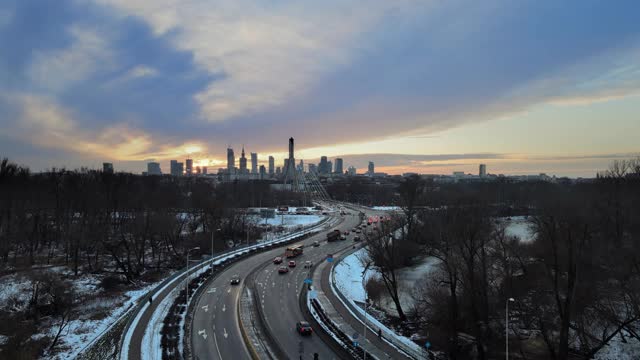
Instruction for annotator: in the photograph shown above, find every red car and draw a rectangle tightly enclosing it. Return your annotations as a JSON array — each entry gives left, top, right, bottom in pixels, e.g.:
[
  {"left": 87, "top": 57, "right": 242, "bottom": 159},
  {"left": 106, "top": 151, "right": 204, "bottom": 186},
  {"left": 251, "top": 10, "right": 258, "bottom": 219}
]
[
  {"left": 296, "top": 321, "right": 313, "bottom": 335},
  {"left": 288, "top": 260, "right": 296, "bottom": 268},
  {"left": 273, "top": 257, "right": 283, "bottom": 264},
  {"left": 278, "top": 266, "right": 289, "bottom": 274}
]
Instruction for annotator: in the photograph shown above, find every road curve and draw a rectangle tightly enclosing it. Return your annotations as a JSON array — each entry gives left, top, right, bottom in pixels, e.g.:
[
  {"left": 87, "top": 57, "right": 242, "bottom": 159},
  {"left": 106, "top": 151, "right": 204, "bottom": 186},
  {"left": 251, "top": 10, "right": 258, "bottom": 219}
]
[{"left": 189, "top": 216, "right": 346, "bottom": 360}]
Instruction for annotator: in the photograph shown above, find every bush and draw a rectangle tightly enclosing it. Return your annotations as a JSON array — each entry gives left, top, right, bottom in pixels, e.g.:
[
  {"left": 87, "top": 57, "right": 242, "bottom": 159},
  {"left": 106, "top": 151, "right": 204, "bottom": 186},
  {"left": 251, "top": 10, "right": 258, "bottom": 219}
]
[{"left": 100, "top": 276, "right": 123, "bottom": 292}]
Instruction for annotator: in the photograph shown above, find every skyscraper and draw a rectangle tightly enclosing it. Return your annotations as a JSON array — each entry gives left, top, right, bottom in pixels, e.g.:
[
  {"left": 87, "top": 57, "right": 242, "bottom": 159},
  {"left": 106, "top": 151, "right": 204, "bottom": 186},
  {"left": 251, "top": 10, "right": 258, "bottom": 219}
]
[
  {"left": 103, "top": 162, "right": 114, "bottom": 174},
  {"left": 202, "top": 166, "right": 208, "bottom": 175},
  {"left": 298, "top": 159, "right": 304, "bottom": 172},
  {"left": 347, "top": 166, "right": 356, "bottom": 176},
  {"left": 479, "top": 164, "right": 487, "bottom": 177},
  {"left": 170, "top": 160, "right": 184, "bottom": 176},
  {"left": 268, "top": 156, "right": 275, "bottom": 175},
  {"left": 276, "top": 166, "right": 281, "bottom": 176},
  {"left": 308, "top": 164, "right": 317, "bottom": 173},
  {"left": 251, "top": 152, "right": 258, "bottom": 174},
  {"left": 334, "top": 158, "right": 343, "bottom": 174},
  {"left": 327, "top": 160, "right": 332, "bottom": 174},
  {"left": 319, "top": 156, "right": 328, "bottom": 174},
  {"left": 259, "top": 165, "right": 266, "bottom": 179},
  {"left": 227, "top": 148, "right": 235, "bottom": 174},
  {"left": 368, "top": 161, "right": 375, "bottom": 176},
  {"left": 186, "top": 159, "right": 193, "bottom": 175},
  {"left": 240, "top": 146, "right": 248, "bottom": 174},
  {"left": 147, "top": 162, "right": 162, "bottom": 175}
]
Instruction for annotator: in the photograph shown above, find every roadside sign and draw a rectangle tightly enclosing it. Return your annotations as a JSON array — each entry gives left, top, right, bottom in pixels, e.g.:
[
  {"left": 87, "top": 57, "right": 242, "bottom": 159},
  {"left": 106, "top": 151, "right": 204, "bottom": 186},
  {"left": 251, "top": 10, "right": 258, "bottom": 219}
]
[
  {"left": 353, "top": 341, "right": 359, "bottom": 347},
  {"left": 352, "top": 332, "right": 359, "bottom": 340},
  {"left": 425, "top": 341, "right": 431, "bottom": 349},
  {"left": 304, "top": 278, "right": 313, "bottom": 285},
  {"left": 326, "top": 256, "right": 334, "bottom": 263}
]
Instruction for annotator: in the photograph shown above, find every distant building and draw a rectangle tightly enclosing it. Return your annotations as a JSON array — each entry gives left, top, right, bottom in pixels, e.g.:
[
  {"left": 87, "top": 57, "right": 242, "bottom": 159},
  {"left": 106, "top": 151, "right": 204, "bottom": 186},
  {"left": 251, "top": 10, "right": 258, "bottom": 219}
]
[
  {"left": 298, "top": 159, "right": 304, "bottom": 172},
  {"left": 240, "top": 147, "right": 248, "bottom": 174},
  {"left": 453, "top": 171, "right": 465, "bottom": 177},
  {"left": 251, "top": 152, "right": 258, "bottom": 174},
  {"left": 284, "top": 159, "right": 290, "bottom": 175},
  {"left": 186, "top": 159, "right": 193, "bottom": 175},
  {"left": 227, "top": 148, "right": 235, "bottom": 174},
  {"left": 308, "top": 164, "right": 317, "bottom": 173},
  {"left": 202, "top": 166, "right": 208, "bottom": 175},
  {"left": 334, "top": 158, "right": 343, "bottom": 174},
  {"left": 103, "top": 162, "right": 114, "bottom": 174},
  {"left": 268, "top": 156, "right": 275, "bottom": 175},
  {"left": 319, "top": 156, "right": 328, "bottom": 174},
  {"left": 259, "top": 165, "right": 266, "bottom": 179},
  {"left": 147, "top": 162, "right": 162, "bottom": 175},
  {"left": 347, "top": 166, "right": 356, "bottom": 176},
  {"left": 170, "top": 160, "right": 184, "bottom": 176},
  {"left": 276, "top": 166, "right": 281, "bottom": 176},
  {"left": 479, "top": 164, "right": 487, "bottom": 177},
  {"left": 327, "top": 160, "right": 332, "bottom": 174},
  {"left": 368, "top": 161, "right": 375, "bottom": 176}
]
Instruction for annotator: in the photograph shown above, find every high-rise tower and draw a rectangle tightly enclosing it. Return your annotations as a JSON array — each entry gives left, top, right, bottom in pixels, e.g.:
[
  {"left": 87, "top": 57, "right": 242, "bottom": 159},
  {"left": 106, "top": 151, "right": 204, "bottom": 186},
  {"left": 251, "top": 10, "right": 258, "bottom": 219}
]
[{"left": 227, "top": 148, "right": 235, "bottom": 174}]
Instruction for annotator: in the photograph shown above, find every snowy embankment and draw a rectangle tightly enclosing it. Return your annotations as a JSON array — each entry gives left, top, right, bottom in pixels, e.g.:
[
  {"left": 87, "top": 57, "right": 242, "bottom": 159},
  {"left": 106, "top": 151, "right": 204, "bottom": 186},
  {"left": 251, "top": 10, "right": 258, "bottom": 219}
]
[
  {"left": 0, "top": 269, "right": 164, "bottom": 360},
  {"left": 371, "top": 206, "right": 401, "bottom": 211},
  {"left": 499, "top": 216, "right": 535, "bottom": 243},
  {"left": 332, "top": 248, "right": 426, "bottom": 358}
]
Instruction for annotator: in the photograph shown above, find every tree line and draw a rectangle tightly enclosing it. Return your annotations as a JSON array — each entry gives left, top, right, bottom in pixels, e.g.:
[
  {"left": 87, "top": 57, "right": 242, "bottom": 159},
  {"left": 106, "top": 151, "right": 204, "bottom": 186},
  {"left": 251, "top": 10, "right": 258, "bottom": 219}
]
[{"left": 362, "top": 158, "right": 640, "bottom": 359}]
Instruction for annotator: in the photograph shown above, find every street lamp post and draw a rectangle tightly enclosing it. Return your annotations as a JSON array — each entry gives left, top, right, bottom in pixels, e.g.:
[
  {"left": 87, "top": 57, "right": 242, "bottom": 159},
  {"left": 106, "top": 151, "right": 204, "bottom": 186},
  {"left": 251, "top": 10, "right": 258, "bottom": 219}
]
[
  {"left": 186, "top": 247, "right": 200, "bottom": 304},
  {"left": 506, "top": 297, "right": 515, "bottom": 360}
]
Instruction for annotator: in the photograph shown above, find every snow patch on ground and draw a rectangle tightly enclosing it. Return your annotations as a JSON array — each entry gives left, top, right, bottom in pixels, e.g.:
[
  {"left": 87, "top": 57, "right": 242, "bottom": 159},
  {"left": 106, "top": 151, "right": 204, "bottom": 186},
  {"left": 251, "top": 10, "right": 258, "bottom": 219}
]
[
  {"left": 250, "top": 214, "right": 325, "bottom": 228},
  {"left": 0, "top": 273, "right": 32, "bottom": 312},
  {"left": 499, "top": 216, "right": 535, "bottom": 243},
  {"left": 141, "top": 286, "right": 180, "bottom": 360},
  {"left": 595, "top": 331, "right": 640, "bottom": 360},
  {"left": 51, "top": 280, "right": 162, "bottom": 360},
  {"left": 371, "top": 206, "right": 401, "bottom": 211},
  {"left": 334, "top": 248, "right": 368, "bottom": 303}
]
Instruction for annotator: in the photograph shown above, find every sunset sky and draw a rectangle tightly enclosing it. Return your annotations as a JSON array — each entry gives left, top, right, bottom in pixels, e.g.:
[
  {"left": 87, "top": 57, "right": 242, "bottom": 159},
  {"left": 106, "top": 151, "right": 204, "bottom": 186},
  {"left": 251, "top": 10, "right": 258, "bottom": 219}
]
[{"left": 1, "top": 1, "right": 639, "bottom": 177}]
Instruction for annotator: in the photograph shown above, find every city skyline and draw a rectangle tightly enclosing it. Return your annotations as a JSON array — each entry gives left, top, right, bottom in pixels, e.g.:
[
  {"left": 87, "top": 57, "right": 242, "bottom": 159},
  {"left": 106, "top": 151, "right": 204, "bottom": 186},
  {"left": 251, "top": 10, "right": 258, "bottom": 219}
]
[{"left": 1, "top": 1, "right": 640, "bottom": 177}]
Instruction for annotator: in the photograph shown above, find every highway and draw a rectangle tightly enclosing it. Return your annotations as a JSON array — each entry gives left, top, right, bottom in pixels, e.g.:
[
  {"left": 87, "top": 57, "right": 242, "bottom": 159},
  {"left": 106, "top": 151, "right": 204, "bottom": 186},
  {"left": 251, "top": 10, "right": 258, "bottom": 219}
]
[
  {"left": 251, "top": 213, "right": 362, "bottom": 359},
  {"left": 190, "top": 213, "right": 355, "bottom": 360}
]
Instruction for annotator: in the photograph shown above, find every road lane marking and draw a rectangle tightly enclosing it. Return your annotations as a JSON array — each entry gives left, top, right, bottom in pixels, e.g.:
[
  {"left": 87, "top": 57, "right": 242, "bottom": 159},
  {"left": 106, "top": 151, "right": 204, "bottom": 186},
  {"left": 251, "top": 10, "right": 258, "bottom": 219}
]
[
  {"left": 207, "top": 288, "right": 217, "bottom": 294},
  {"left": 198, "top": 329, "right": 207, "bottom": 340},
  {"left": 202, "top": 305, "right": 209, "bottom": 312},
  {"left": 227, "top": 288, "right": 231, "bottom": 293},
  {"left": 223, "top": 328, "right": 228, "bottom": 339},
  {"left": 213, "top": 333, "right": 223, "bottom": 359}
]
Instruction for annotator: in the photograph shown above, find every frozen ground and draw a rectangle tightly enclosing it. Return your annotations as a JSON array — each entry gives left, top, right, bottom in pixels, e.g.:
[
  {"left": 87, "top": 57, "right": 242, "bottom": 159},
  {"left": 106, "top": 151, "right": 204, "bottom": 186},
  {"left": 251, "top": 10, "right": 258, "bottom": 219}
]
[
  {"left": 594, "top": 331, "right": 640, "bottom": 360},
  {"left": 0, "top": 269, "right": 164, "bottom": 360},
  {"left": 499, "top": 216, "right": 535, "bottom": 243}
]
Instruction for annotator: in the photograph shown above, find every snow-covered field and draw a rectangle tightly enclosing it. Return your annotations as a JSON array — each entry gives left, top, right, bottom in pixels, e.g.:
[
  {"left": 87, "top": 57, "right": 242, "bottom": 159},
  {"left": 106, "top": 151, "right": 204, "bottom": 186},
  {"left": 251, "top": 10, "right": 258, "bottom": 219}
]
[
  {"left": 250, "top": 214, "right": 325, "bottom": 229},
  {"left": 499, "top": 216, "right": 535, "bottom": 243},
  {"left": 594, "top": 331, "right": 640, "bottom": 360}
]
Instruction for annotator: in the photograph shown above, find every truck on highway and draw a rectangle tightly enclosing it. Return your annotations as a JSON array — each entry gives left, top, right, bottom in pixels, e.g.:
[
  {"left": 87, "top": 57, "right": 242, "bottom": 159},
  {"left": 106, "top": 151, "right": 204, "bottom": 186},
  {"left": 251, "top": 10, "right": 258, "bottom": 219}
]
[
  {"left": 326, "top": 229, "right": 341, "bottom": 242},
  {"left": 285, "top": 244, "right": 304, "bottom": 258}
]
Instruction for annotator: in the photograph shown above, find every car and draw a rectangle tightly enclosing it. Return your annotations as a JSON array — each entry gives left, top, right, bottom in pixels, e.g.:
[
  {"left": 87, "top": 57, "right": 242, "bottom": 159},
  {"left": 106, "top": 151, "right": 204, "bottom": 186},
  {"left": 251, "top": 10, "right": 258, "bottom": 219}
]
[
  {"left": 340, "top": 235, "right": 346, "bottom": 240},
  {"left": 312, "top": 241, "right": 320, "bottom": 247},
  {"left": 356, "top": 230, "right": 362, "bottom": 234},
  {"left": 353, "top": 236, "right": 361, "bottom": 242},
  {"left": 296, "top": 321, "right": 313, "bottom": 335},
  {"left": 304, "top": 261, "right": 312, "bottom": 268},
  {"left": 278, "top": 266, "right": 289, "bottom": 274},
  {"left": 273, "top": 257, "right": 283, "bottom": 264},
  {"left": 230, "top": 275, "right": 240, "bottom": 285},
  {"left": 343, "top": 230, "right": 350, "bottom": 235},
  {"left": 352, "top": 228, "right": 358, "bottom": 232},
  {"left": 288, "top": 260, "right": 296, "bottom": 267}
]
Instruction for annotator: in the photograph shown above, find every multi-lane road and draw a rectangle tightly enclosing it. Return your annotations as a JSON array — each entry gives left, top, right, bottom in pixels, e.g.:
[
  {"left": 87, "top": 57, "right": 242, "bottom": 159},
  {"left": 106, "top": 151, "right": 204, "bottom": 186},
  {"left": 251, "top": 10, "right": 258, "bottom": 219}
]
[{"left": 189, "top": 212, "right": 363, "bottom": 359}]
